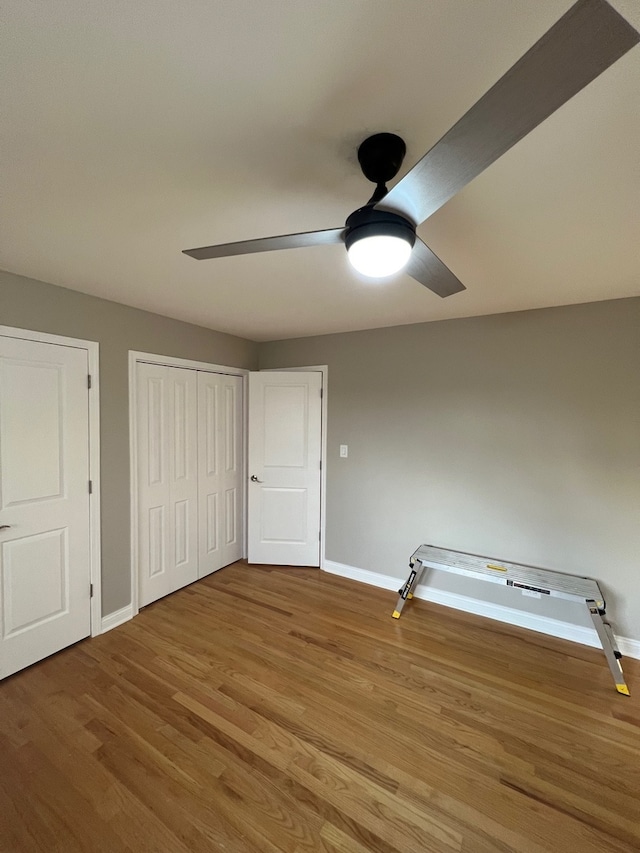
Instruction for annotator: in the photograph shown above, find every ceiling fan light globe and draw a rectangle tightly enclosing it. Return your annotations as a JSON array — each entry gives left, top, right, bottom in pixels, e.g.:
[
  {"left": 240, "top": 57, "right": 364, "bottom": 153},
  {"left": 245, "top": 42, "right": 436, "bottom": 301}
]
[{"left": 347, "top": 234, "right": 413, "bottom": 278}]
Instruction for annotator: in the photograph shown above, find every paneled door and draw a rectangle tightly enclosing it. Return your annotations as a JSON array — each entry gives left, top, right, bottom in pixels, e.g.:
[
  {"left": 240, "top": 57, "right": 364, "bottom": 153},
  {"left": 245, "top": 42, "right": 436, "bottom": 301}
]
[
  {"left": 248, "top": 371, "right": 322, "bottom": 566},
  {"left": 0, "top": 336, "right": 91, "bottom": 678},
  {"left": 197, "top": 372, "right": 243, "bottom": 577},
  {"left": 137, "top": 363, "right": 199, "bottom": 606}
]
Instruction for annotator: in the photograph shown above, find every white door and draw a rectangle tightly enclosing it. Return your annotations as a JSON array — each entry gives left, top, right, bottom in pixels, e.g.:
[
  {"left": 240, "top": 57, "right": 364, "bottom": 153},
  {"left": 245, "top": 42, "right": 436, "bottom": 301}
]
[
  {"left": 0, "top": 336, "right": 91, "bottom": 678},
  {"left": 248, "top": 371, "right": 322, "bottom": 566},
  {"left": 197, "top": 372, "right": 243, "bottom": 577},
  {"left": 137, "top": 362, "right": 199, "bottom": 606}
]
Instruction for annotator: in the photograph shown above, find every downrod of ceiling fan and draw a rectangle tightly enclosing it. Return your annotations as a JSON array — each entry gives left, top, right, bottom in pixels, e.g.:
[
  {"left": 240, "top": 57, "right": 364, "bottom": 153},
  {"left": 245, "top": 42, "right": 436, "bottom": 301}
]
[
  {"left": 366, "top": 182, "right": 389, "bottom": 205},
  {"left": 357, "top": 132, "right": 407, "bottom": 208}
]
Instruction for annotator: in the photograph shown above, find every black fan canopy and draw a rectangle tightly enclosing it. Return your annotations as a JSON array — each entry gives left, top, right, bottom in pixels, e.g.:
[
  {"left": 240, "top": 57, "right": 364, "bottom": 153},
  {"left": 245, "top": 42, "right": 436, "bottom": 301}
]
[{"left": 183, "top": 0, "right": 638, "bottom": 298}]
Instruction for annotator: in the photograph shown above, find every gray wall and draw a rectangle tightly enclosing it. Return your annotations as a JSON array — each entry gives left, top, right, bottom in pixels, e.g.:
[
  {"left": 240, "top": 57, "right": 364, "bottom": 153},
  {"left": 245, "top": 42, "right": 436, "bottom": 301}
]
[
  {"left": 1, "top": 269, "right": 258, "bottom": 614},
  {"left": 260, "top": 298, "right": 640, "bottom": 640},
  {"left": 3, "top": 270, "right": 638, "bottom": 641}
]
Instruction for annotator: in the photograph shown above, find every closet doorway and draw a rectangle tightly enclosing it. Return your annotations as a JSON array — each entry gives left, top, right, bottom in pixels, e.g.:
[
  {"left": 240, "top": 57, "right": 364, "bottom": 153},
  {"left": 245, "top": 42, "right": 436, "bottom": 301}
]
[{"left": 130, "top": 353, "right": 245, "bottom": 609}]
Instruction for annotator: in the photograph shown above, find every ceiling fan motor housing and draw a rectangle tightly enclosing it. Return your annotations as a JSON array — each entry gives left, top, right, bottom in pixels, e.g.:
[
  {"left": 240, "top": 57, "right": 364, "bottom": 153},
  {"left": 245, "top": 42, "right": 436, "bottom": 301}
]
[{"left": 344, "top": 207, "right": 416, "bottom": 252}]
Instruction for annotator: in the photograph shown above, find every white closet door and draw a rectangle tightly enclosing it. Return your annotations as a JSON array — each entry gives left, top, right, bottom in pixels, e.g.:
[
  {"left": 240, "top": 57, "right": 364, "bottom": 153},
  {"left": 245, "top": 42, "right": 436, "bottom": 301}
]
[
  {"left": 0, "top": 336, "right": 91, "bottom": 678},
  {"left": 197, "top": 372, "right": 243, "bottom": 577},
  {"left": 137, "top": 363, "right": 198, "bottom": 606}
]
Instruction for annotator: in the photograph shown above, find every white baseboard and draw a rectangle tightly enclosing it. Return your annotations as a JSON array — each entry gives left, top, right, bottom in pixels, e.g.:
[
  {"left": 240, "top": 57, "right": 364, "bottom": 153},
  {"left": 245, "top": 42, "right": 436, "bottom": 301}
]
[
  {"left": 323, "top": 560, "right": 639, "bottom": 660},
  {"left": 324, "top": 560, "right": 401, "bottom": 592},
  {"left": 618, "top": 636, "right": 640, "bottom": 659},
  {"left": 100, "top": 603, "right": 134, "bottom": 634}
]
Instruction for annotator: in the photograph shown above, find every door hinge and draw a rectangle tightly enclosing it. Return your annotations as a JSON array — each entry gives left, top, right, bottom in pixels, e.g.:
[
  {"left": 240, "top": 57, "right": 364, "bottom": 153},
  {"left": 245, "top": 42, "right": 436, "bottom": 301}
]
[
  {"left": 319, "top": 531, "right": 321, "bottom": 541},
  {"left": 319, "top": 459, "right": 322, "bottom": 470},
  {"left": 320, "top": 387, "right": 323, "bottom": 399},
  {"left": 89, "top": 479, "right": 93, "bottom": 494},
  {"left": 90, "top": 583, "right": 94, "bottom": 598},
  {"left": 87, "top": 374, "right": 92, "bottom": 389}
]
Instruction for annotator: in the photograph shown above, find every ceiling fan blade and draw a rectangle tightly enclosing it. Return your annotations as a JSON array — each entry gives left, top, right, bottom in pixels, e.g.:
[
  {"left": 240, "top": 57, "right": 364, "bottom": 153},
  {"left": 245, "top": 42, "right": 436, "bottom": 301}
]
[
  {"left": 183, "top": 227, "right": 345, "bottom": 260},
  {"left": 406, "top": 237, "right": 466, "bottom": 297},
  {"left": 376, "top": 0, "right": 639, "bottom": 226}
]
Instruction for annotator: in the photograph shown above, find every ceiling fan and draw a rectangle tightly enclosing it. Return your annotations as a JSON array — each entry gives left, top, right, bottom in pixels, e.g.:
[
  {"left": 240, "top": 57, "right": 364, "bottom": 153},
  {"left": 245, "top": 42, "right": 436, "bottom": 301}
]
[{"left": 183, "top": 0, "right": 638, "bottom": 298}]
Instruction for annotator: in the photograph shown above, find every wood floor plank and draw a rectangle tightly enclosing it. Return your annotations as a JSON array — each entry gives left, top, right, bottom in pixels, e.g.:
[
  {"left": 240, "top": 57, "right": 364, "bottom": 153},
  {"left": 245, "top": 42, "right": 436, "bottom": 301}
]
[{"left": 1, "top": 561, "right": 638, "bottom": 853}]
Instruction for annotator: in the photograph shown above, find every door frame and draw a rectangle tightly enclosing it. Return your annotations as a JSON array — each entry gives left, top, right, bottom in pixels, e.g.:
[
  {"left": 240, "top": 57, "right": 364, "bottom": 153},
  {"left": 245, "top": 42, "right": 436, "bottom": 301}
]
[
  {"left": 0, "top": 325, "right": 102, "bottom": 636},
  {"left": 128, "top": 351, "right": 249, "bottom": 616},
  {"left": 260, "top": 366, "right": 328, "bottom": 568}
]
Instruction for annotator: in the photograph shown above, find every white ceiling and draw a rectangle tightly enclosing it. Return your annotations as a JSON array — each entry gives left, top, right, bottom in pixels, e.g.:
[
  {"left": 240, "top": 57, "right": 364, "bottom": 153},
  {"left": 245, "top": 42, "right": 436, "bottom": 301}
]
[{"left": 1, "top": 1, "right": 639, "bottom": 341}]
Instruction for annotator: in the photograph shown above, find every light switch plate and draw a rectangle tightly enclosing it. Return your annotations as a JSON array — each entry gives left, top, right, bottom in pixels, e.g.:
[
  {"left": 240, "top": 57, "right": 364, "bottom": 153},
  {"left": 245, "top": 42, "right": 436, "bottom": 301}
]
[{"left": 340, "top": 445, "right": 348, "bottom": 458}]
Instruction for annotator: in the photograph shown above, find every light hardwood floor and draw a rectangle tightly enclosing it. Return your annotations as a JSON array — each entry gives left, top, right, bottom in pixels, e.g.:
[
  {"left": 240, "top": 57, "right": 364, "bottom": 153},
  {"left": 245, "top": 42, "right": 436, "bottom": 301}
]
[{"left": 1, "top": 562, "right": 638, "bottom": 853}]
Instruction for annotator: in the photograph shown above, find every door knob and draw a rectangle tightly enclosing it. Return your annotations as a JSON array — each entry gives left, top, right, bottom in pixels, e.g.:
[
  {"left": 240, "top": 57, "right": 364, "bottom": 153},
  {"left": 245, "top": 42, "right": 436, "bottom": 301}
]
[{"left": 250, "top": 475, "right": 263, "bottom": 483}]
